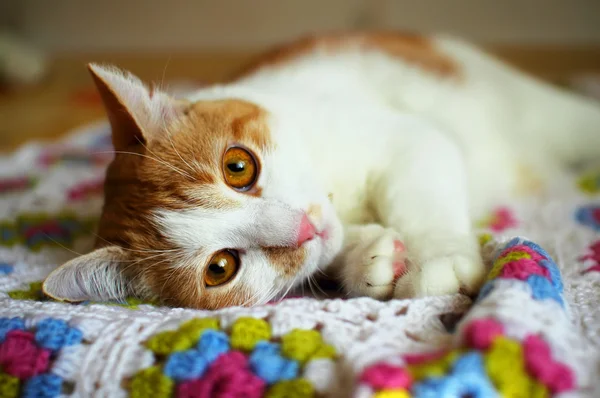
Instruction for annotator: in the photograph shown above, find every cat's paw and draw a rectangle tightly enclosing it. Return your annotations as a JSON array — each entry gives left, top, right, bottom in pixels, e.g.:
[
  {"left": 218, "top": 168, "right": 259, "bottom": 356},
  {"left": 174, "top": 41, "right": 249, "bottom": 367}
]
[
  {"left": 342, "top": 226, "right": 406, "bottom": 300},
  {"left": 393, "top": 235, "right": 485, "bottom": 299}
]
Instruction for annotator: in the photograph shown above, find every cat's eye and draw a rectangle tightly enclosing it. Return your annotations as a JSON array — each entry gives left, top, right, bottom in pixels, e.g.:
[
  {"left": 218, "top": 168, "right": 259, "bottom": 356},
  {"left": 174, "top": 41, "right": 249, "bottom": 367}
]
[
  {"left": 222, "top": 146, "right": 258, "bottom": 191},
  {"left": 204, "top": 249, "right": 240, "bottom": 287}
]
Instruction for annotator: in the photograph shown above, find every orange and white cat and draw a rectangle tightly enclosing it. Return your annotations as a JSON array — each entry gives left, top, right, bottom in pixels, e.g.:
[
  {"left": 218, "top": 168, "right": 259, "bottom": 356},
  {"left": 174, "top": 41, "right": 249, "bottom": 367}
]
[{"left": 43, "top": 32, "right": 600, "bottom": 309}]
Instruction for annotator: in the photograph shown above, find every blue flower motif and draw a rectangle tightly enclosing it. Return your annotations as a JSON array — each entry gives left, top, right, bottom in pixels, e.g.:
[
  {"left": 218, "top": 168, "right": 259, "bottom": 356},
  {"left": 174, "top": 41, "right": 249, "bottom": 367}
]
[
  {"left": 575, "top": 205, "right": 600, "bottom": 232},
  {"left": 34, "top": 318, "right": 83, "bottom": 350},
  {"left": 538, "top": 259, "right": 564, "bottom": 293},
  {"left": 412, "top": 352, "right": 498, "bottom": 398},
  {"left": 522, "top": 240, "right": 551, "bottom": 260},
  {"left": 0, "top": 262, "right": 13, "bottom": 275},
  {"left": 22, "top": 373, "right": 63, "bottom": 398},
  {"left": 164, "top": 349, "right": 208, "bottom": 381},
  {"left": 0, "top": 317, "right": 25, "bottom": 342},
  {"left": 196, "top": 329, "right": 229, "bottom": 362},
  {"left": 249, "top": 341, "right": 299, "bottom": 384},
  {"left": 526, "top": 274, "right": 564, "bottom": 306}
]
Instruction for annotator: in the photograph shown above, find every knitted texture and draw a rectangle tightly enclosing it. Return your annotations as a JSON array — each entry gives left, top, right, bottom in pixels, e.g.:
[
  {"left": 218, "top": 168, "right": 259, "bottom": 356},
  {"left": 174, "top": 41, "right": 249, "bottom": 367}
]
[
  {"left": 358, "top": 238, "right": 576, "bottom": 397},
  {"left": 0, "top": 121, "right": 599, "bottom": 397}
]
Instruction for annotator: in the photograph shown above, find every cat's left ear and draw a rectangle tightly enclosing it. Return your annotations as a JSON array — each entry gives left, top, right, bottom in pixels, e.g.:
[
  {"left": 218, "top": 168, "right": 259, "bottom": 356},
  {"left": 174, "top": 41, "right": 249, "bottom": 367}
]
[
  {"left": 88, "top": 63, "right": 190, "bottom": 151},
  {"left": 42, "top": 246, "right": 133, "bottom": 303}
]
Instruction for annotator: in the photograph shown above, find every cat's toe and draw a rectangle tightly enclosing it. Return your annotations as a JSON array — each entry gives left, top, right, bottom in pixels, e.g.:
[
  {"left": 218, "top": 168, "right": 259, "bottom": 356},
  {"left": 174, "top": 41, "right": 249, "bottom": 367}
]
[
  {"left": 452, "top": 254, "right": 486, "bottom": 295},
  {"left": 362, "top": 255, "right": 397, "bottom": 299},
  {"left": 393, "top": 254, "right": 482, "bottom": 299},
  {"left": 393, "top": 261, "right": 459, "bottom": 299},
  {"left": 344, "top": 228, "right": 406, "bottom": 299}
]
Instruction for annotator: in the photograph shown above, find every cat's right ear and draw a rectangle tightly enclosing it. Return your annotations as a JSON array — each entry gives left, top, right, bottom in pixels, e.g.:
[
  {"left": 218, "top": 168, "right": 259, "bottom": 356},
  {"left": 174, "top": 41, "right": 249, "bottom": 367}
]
[
  {"left": 87, "top": 63, "right": 188, "bottom": 151},
  {"left": 42, "top": 246, "right": 132, "bottom": 303}
]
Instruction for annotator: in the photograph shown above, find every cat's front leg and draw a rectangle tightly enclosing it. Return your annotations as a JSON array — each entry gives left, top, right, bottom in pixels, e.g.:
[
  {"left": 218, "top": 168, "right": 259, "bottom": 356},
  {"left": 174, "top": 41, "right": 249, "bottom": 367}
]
[
  {"left": 374, "top": 131, "right": 486, "bottom": 298},
  {"left": 330, "top": 224, "right": 407, "bottom": 300}
]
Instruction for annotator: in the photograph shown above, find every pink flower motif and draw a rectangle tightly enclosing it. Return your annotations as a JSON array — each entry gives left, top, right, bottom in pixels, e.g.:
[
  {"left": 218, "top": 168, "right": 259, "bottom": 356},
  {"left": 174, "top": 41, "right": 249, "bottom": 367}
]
[
  {"left": 0, "top": 330, "right": 50, "bottom": 379},
  {"left": 67, "top": 177, "right": 104, "bottom": 201},
  {"left": 403, "top": 349, "right": 448, "bottom": 365},
  {"left": 463, "top": 318, "right": 505, "bottom": 350},
  {"left": 485, "top": 207, "right": 518, "bottom": 232},
  {"left": 498, "top": 258, "right": 551, "bottom": 281},
  {"left": 360, "top": 363, "right": 412, "bottom": 389},
  {"left": 523, "top": 334, "right": 575, "bottom": 393},
  {"left": 580, "top": 240, "right": 600, "bottom": 274},
  {"left": 500, "top": 245, "right": 546, "bottom": 262},
  {"left": 177, "top": 351, "right": 265, "bottom": 398}
]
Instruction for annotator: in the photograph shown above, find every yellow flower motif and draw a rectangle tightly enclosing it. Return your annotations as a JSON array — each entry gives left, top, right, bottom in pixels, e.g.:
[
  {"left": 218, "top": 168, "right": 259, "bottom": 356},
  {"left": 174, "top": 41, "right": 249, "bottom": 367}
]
[
  {"left": 266, "top": 378, "right": 315, "bottom": 398},
  {"left": 129, "top": 366, "right": 173, "bottom": 398},
  {"left": 478, "top": 233, "right": 493, "bottom": 247},
  {"left": 374, "top": 390, "right": 411, "bottom": 398},
  {"left": 145, "top": 318, "right": 219, "bottom": 355},
  {"left": 488, "top": 251, "right": 530, "bottom": 280},
  {"left": 485, "top": 336, "right": 548, "bottom": 397},
  {"left": 230, "top": 317, "right": 271, "bottom": 351},
  {"left": 407, "top": 349, "right": 461, "bottom": 381},
  {"left": 281, "top": 329, "right": 336, "bottom": 364},
  {"left": 0, "top": 371, "right": 19, "bottom": 398},
  {"left": 8, "top": 281, "right": 44, "bottom": 301},
  {"left": 577, "top": 171, "right": 600, "bottom": 195}
]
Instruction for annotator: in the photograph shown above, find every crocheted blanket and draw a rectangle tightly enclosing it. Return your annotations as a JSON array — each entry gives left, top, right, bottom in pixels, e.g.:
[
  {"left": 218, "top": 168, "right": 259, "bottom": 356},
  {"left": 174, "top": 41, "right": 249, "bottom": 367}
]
[{"left": 0, "top": 121, "right": 599, "bottom": 398}]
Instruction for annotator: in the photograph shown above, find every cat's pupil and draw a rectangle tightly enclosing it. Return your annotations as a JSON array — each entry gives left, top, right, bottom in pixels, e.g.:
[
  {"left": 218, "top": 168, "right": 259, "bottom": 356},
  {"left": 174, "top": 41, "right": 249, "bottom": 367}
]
[
  {"left": 209, "top": 263, "right": 225, "bottom": 274},
  {"left": 227, "top": 161, "right": 245, "bottom": 173}
]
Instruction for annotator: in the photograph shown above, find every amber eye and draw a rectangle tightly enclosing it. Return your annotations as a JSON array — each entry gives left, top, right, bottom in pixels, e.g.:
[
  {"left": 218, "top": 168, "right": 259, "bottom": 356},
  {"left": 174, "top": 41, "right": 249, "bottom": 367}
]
[
  {"left": 222, "top": 147, "right": 258, "bottom": 190},
  {"left": 204, "top": 249, "right": 240, "bottom": 287}
]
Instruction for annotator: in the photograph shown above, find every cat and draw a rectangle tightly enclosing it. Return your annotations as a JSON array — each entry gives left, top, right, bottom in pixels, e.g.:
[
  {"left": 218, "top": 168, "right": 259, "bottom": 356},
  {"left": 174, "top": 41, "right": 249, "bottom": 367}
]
[{"left": 43, "top": 32, "right": 600, "bottom": 309}]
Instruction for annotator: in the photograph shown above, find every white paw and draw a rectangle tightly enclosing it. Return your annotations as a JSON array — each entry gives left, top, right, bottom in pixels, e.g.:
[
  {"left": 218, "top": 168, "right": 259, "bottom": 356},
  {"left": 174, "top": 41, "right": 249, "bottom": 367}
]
[
  {"left": 342, "top": 226, "right": 406, "bottom": 300},
  {"left": 394, "top": 235, "right": 485, "bottom": 299}
]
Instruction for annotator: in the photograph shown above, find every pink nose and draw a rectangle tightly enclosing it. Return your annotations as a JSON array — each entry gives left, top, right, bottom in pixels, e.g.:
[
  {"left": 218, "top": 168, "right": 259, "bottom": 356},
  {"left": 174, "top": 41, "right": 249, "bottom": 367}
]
[{"left": 297, "top": 214, "right": 316, "bottom": 246}]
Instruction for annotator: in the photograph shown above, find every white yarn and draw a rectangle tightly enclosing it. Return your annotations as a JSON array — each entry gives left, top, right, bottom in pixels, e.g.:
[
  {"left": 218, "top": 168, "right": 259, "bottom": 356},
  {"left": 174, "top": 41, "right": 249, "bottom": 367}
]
[{"left": 0, "top": 123, "right": 598, "bottom": 397}]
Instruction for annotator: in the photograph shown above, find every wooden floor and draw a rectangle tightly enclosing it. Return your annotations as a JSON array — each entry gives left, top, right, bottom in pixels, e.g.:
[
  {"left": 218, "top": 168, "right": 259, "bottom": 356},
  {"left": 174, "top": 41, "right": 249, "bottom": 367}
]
[{"left": 1, "top": 45, "right": 600, "bottom": 153}]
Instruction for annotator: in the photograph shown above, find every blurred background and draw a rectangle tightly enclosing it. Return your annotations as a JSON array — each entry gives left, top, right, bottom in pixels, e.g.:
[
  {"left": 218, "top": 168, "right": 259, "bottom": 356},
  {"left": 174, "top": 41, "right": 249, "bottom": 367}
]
[{"left": 1, "top": 0, "right": 600, "bottom": 151}]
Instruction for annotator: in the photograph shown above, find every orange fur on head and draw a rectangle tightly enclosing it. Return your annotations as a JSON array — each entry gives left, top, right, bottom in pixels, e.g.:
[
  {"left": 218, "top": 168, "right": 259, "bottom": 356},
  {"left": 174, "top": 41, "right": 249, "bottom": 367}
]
[{"left": 97, "top": 95, "right": 273, "bottom": 308}]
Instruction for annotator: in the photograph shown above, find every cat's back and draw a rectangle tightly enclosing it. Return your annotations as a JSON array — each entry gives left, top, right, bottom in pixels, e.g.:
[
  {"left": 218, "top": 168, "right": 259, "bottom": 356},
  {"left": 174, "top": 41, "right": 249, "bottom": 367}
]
[{"left": 227, "top": 31, "right": 511, "bottom": 100}]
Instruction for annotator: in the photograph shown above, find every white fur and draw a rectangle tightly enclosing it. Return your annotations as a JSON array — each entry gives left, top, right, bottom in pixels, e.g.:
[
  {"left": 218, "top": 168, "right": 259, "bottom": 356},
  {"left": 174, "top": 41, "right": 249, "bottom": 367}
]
[
  {"left": 44, "top": 36, "right": 600, "bottom": 305},
  {"left": 180, "top": 35, "right": 599, "bottom": 301}
]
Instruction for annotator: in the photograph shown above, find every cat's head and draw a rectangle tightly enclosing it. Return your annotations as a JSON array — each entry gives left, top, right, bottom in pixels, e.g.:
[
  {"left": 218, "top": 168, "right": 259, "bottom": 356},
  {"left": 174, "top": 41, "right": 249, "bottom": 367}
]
[{"left": 42, "top": 64, "right": 343, "bottom": 309}]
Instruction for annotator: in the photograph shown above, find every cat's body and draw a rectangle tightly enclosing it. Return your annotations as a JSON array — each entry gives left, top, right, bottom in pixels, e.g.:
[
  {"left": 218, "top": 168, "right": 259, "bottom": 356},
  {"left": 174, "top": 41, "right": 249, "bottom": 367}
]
[{"left": 43, "top": 32, "right": 600, "bottom": 308}]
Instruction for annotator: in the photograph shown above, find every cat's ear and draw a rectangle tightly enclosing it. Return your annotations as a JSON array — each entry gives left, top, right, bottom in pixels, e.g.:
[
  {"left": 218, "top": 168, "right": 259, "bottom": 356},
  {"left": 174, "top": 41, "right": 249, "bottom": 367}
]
[
  {"left": 42, "top": 246, "right": 131, "bottom": 302},
  {"left": 87, "top": 63, "right": 189, "bottom": 151}
]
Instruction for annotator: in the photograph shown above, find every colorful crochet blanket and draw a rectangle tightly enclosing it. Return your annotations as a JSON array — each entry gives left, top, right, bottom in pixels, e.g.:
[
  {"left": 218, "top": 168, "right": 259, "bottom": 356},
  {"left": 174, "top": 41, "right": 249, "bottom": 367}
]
[{"left": 0, "top": 120, "right": 599, "bottom": 398}]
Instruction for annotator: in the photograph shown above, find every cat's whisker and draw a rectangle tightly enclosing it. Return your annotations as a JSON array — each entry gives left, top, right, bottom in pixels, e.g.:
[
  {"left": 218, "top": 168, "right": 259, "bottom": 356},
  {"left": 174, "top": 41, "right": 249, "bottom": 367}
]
[
  {"left": 308, "top": 274, "right": 327, "bottom": 298},
  {"left": 274, "top": 274, "right": 300, "bottom": 304},
  {"left": 263, "top": 287, "right": 280, "bottom": 306},
  {"left": 89, "top": 231, "right": 180, "bottom": 254},
  {"left": 159, "top": 56, "right": 172, "bottom": 93},
  {"left": 136, "top": 136, "right": 196, "bottom": 181},
  {"left": 242, "top": 284, "right": 269, "bottom": 307},
  {"left": 163, "top": 123, "right": 198, "bottom": 177},
  {"left": 157, "top": 265, "right": 182, "bottom": 299},
  {"left": 259, "top": 285, "right": 280, "bottom": 307},
  {"left": 94, "top": 150, "right": 193, "bottom": 180},
  {"left": 39, "top": 234, "right": 86, "bottom": 258}
]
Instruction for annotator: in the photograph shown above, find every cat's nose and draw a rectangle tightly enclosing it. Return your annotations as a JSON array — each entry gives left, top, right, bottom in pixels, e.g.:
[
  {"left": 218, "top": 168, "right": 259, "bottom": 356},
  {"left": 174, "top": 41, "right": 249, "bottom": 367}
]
[{"left": 297, "top": 213, "right": 316, "bottom": 246}]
